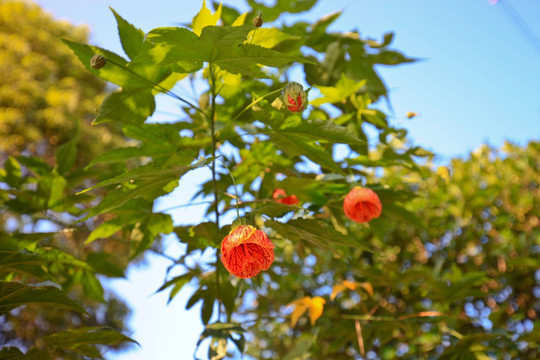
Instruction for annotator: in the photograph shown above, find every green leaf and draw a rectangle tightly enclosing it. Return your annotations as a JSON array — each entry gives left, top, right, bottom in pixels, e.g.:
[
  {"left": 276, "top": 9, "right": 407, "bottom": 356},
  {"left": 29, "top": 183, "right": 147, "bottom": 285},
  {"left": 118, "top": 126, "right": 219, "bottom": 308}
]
[
  {"left": 42, "top": 326, "right": 139, "bottom": 348},
  {"left": 80, "top": 270, "right": 105, "bottom": 302},
  {"left": 110, "top": 8, "right": 146, "bottom": 59},
  {"left": 382, "top": 203, "right": 426, "bottom": 230},
  {"left": 282, "top": 334, "right": 314, "bottom": 360},
  {"left": 54, "top": 137, "right": 77, "bottom": 174},
  {"left": 370, "top": 49, "right": 416, "bottom": 65},
  {"left": 365, "top": 32, "right": 395, "bottom": 48},
  {"left": 201, "top": 296, "right": 214, "bottom": 325},
  {"left": 37, "top": 172, "right": 67, "bottom": 208},
  {"left": 0, "top": 347, "right": 24, "bottom": 359},
  {"left": 186, "top": 287, "right": 206, "bottom": 310},
  {"left": 0, "top": 281, "right": 87, "bottom": 315},
  {"left": 174, "top": 222, "right": 222, "bottom": 253},
  {"left": 157, "top": 273, "right": 192, "bottom": 304},
  {"left": 0, "top": 232, "right": 55, "bottom": 249},
  {"left": 121, "top": 123, "right": 179, "bottom": 151},
  {"left": 64, "top": 38, "right": 177, "bottom": 93},
  {"left": 62, "top": 39, "right": 131, "bottom": 87},
  {"left": 85, "top": 145, "right": 172, "bottom": 168},
  {"left": 79, "top": 157, "right": 209, "bottom": 194},
  {"left": 347, "top": 155, "right": 413, "bottom": 168},
  {"left": 4, "top": 156, "right": 22, "bottom": 187},
  {"left": 246, "top": 0, "right": 318, "bottom": 22},
  {"left": 250, "top": 202, "right": 298, "bottom": 218},
  {"left": 86, "top": 211, "right": 148, "bottom": 244},
  {"left": 86, "top": 252, "right": 125, "bottom": 278},
  {"left": 145, "top": 213, "right": 174, "bottom": 237},
  {"left": 311, "top": 73, "right": 366, "bottom": 106},
  {"left": 15, "top": 156, "right": 53, "bottom": 176},
  {"left": 93, "top": 87, "right": 155, "bottom": 125},
  {"left": 197, "top": 322, "right": 246, "bottom": 353},
  {"left": 278, "top": 118, "right": 365, "bottom": 145},
  {"left": 0, "top": 248, "right": 48, "bottom": 279},
  {"left": 266, "top": 218, "right": 370, "bottom": 251},
  {"left": 136, "top": 25, "right": 311, "bottom": 78},
  {"left": 270, "top": 132, "right": 344, "bottom": 175},
  {"left": 192, "top": 0, "right": 222, "bottom": 36},
  {"left": 132, "top": 212, "right": 174, "bottom": 258},
  {"left": 249, "top": 27, "right": 300, "bottom": 49},
  {"left": 360, "top": 108, "right": 388, "bottom": 129}
]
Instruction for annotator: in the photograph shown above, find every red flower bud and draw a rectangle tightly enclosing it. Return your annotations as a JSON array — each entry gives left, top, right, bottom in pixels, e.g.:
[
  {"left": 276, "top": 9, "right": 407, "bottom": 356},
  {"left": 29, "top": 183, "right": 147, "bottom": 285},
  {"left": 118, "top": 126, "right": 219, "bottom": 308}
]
[
  {"left": 272, "top": 188, "right": 299, "bottom": 206},
  {"left": 343, "top": 187, "right": 382, "bottom": 223},
  {"left": 221, "top": 225, "right": 275, "bottom": 279},
  {"left": 282, "top": 81, "right": 307, "bottom": 112}
]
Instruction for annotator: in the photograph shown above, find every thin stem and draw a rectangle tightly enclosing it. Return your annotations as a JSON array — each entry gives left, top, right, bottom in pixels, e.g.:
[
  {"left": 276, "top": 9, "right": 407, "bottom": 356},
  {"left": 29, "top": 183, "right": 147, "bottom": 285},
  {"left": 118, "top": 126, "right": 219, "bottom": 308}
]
[
  {"left": 213, "top": 86, "right": 285, "bottom": 142},
  {"left": 208, "top": 63, "right": 223, "bottom": 321},
  {"left": 155, "top": 201, "right": 213, "bottom": 214},
  {"left": 148, "top": 248, "right": 177, "bottom": 263},
  {"left": 231, "top": 87, "right": 284, "bottom": 123},
  {"left": 105, "top": 58, "right": 206, "bottom": 116},
  {"left": 221, "top": 160, "right": 241, "bottom": 218},
  {"left": 250, "top": 27, "right": 258, "bottom": 44}
]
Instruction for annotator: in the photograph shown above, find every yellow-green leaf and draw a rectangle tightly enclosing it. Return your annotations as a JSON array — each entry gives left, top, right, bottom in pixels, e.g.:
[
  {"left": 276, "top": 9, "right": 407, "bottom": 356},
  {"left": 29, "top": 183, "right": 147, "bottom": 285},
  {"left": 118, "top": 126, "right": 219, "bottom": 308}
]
[
  {"left": 311, "top": 73, "right": 366, "bottom": 106},
  {"left": 231, "top": 12, "right": 248, "bottom": 26},
  {"left": 247, "top": 28, "right": 300, "bottom": 49},
  {"left": 192, "top": 0, "right": 222, "bottom": 36}
]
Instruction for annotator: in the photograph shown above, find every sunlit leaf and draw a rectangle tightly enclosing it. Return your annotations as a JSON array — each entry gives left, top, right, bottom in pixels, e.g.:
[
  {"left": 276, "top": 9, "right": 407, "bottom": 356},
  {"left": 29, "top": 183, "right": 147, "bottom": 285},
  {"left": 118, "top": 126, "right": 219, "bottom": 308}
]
[
  {"left": 192, "top": 0, "right": 222, "bottom": 36},
  {"left": 311, "top": 74, "right": 366, "bottom": 106},
  {"left": 110, "top": 8, "right": 146, "bottom": 60},
  {"left": 135, "top": 25, "right": 312, "bottom": 78}
]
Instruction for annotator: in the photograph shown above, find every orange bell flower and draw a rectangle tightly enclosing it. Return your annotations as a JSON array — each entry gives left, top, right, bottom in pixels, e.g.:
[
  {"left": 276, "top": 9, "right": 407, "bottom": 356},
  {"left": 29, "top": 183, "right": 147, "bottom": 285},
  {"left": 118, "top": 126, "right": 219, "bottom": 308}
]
[
  {"left": 272, "top": 188, "right": 299, "bottom": 206},
  {"left": 343, "top": 186, "right": 382, "bottom": 223},
  {"left": 221, "top": 225, "right": 275, "bottom": 279}
]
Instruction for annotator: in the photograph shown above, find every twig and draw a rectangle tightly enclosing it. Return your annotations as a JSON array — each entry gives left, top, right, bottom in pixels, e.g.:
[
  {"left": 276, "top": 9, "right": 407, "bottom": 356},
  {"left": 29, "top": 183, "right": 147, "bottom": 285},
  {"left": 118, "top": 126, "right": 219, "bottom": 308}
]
[{"left": 354, "top": 319, "right": 366, "bottom": 357}]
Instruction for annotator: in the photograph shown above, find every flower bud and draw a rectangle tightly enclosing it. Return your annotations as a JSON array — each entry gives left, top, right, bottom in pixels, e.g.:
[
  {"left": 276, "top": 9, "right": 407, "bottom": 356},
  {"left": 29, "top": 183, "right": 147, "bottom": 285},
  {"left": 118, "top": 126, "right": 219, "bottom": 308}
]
[
  {"left": 282, "top": 81, "right": 307, "bottom": 112},
  {"left": 252, "top": 14, "right": 263, "bottom": 27},
  {"left": 90, "top": 54, "right": 106, "bottom": 69},
  {"left": 221, "top": 225, "right": 275, "bottom": 278},
  {"left": 343, "top": 186, "right": 382, "bottom": 223}
]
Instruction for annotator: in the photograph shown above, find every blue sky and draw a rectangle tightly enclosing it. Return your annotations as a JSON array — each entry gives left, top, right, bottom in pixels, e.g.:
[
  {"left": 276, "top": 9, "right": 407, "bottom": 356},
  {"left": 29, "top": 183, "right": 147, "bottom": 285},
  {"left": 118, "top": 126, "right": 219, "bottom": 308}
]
[{"left": 34, "top": 0, "right": 540, "bottom": 359}]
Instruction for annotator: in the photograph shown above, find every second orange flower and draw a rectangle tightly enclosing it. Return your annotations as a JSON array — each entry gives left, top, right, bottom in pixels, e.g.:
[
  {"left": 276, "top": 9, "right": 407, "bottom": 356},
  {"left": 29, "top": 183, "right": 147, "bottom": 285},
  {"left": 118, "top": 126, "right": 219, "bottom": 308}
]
[{"left": 343, "top": 186, "right": 382, "bottom": 223}]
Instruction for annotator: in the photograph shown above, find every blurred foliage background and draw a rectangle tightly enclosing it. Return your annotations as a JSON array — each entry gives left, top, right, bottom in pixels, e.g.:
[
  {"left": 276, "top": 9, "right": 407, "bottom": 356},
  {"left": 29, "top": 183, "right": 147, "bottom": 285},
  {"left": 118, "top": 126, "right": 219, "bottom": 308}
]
[{"left": 0, "top": 1, "right": 133, "bottom": 358}]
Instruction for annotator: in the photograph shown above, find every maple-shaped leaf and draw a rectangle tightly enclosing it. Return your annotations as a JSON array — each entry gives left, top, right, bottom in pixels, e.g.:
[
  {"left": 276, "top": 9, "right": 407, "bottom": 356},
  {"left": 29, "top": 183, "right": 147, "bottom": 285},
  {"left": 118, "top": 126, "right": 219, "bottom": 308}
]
[
  {"left": 287, "top": 296, "right": 326, "bottom": 327},
  {"left": 133, "top": 25, "right": 311, "bottom": 78},
  {"left": 311, "top": 73, "right": 366, "bottom": 106}
]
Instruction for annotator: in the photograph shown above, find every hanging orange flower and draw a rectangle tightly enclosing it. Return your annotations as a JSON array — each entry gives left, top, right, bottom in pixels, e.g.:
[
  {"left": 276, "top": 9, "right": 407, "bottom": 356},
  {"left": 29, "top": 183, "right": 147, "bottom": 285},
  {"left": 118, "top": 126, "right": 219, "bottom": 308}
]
[
  {"left": 272, "top": 188, "right": 299, "bottom": 206},
  {"left": 221, "top": 225, "right": 275, "bottom": 279},
  {"left": 343, "top": 186, "right": 382, "bottom": 223}
]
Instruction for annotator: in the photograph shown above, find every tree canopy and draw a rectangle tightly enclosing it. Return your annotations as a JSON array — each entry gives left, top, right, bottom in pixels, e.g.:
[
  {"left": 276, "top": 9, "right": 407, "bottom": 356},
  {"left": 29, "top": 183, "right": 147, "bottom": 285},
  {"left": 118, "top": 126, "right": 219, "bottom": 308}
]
[{"left": 0, "top": 1, "right": 132, "bottom": 358}]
